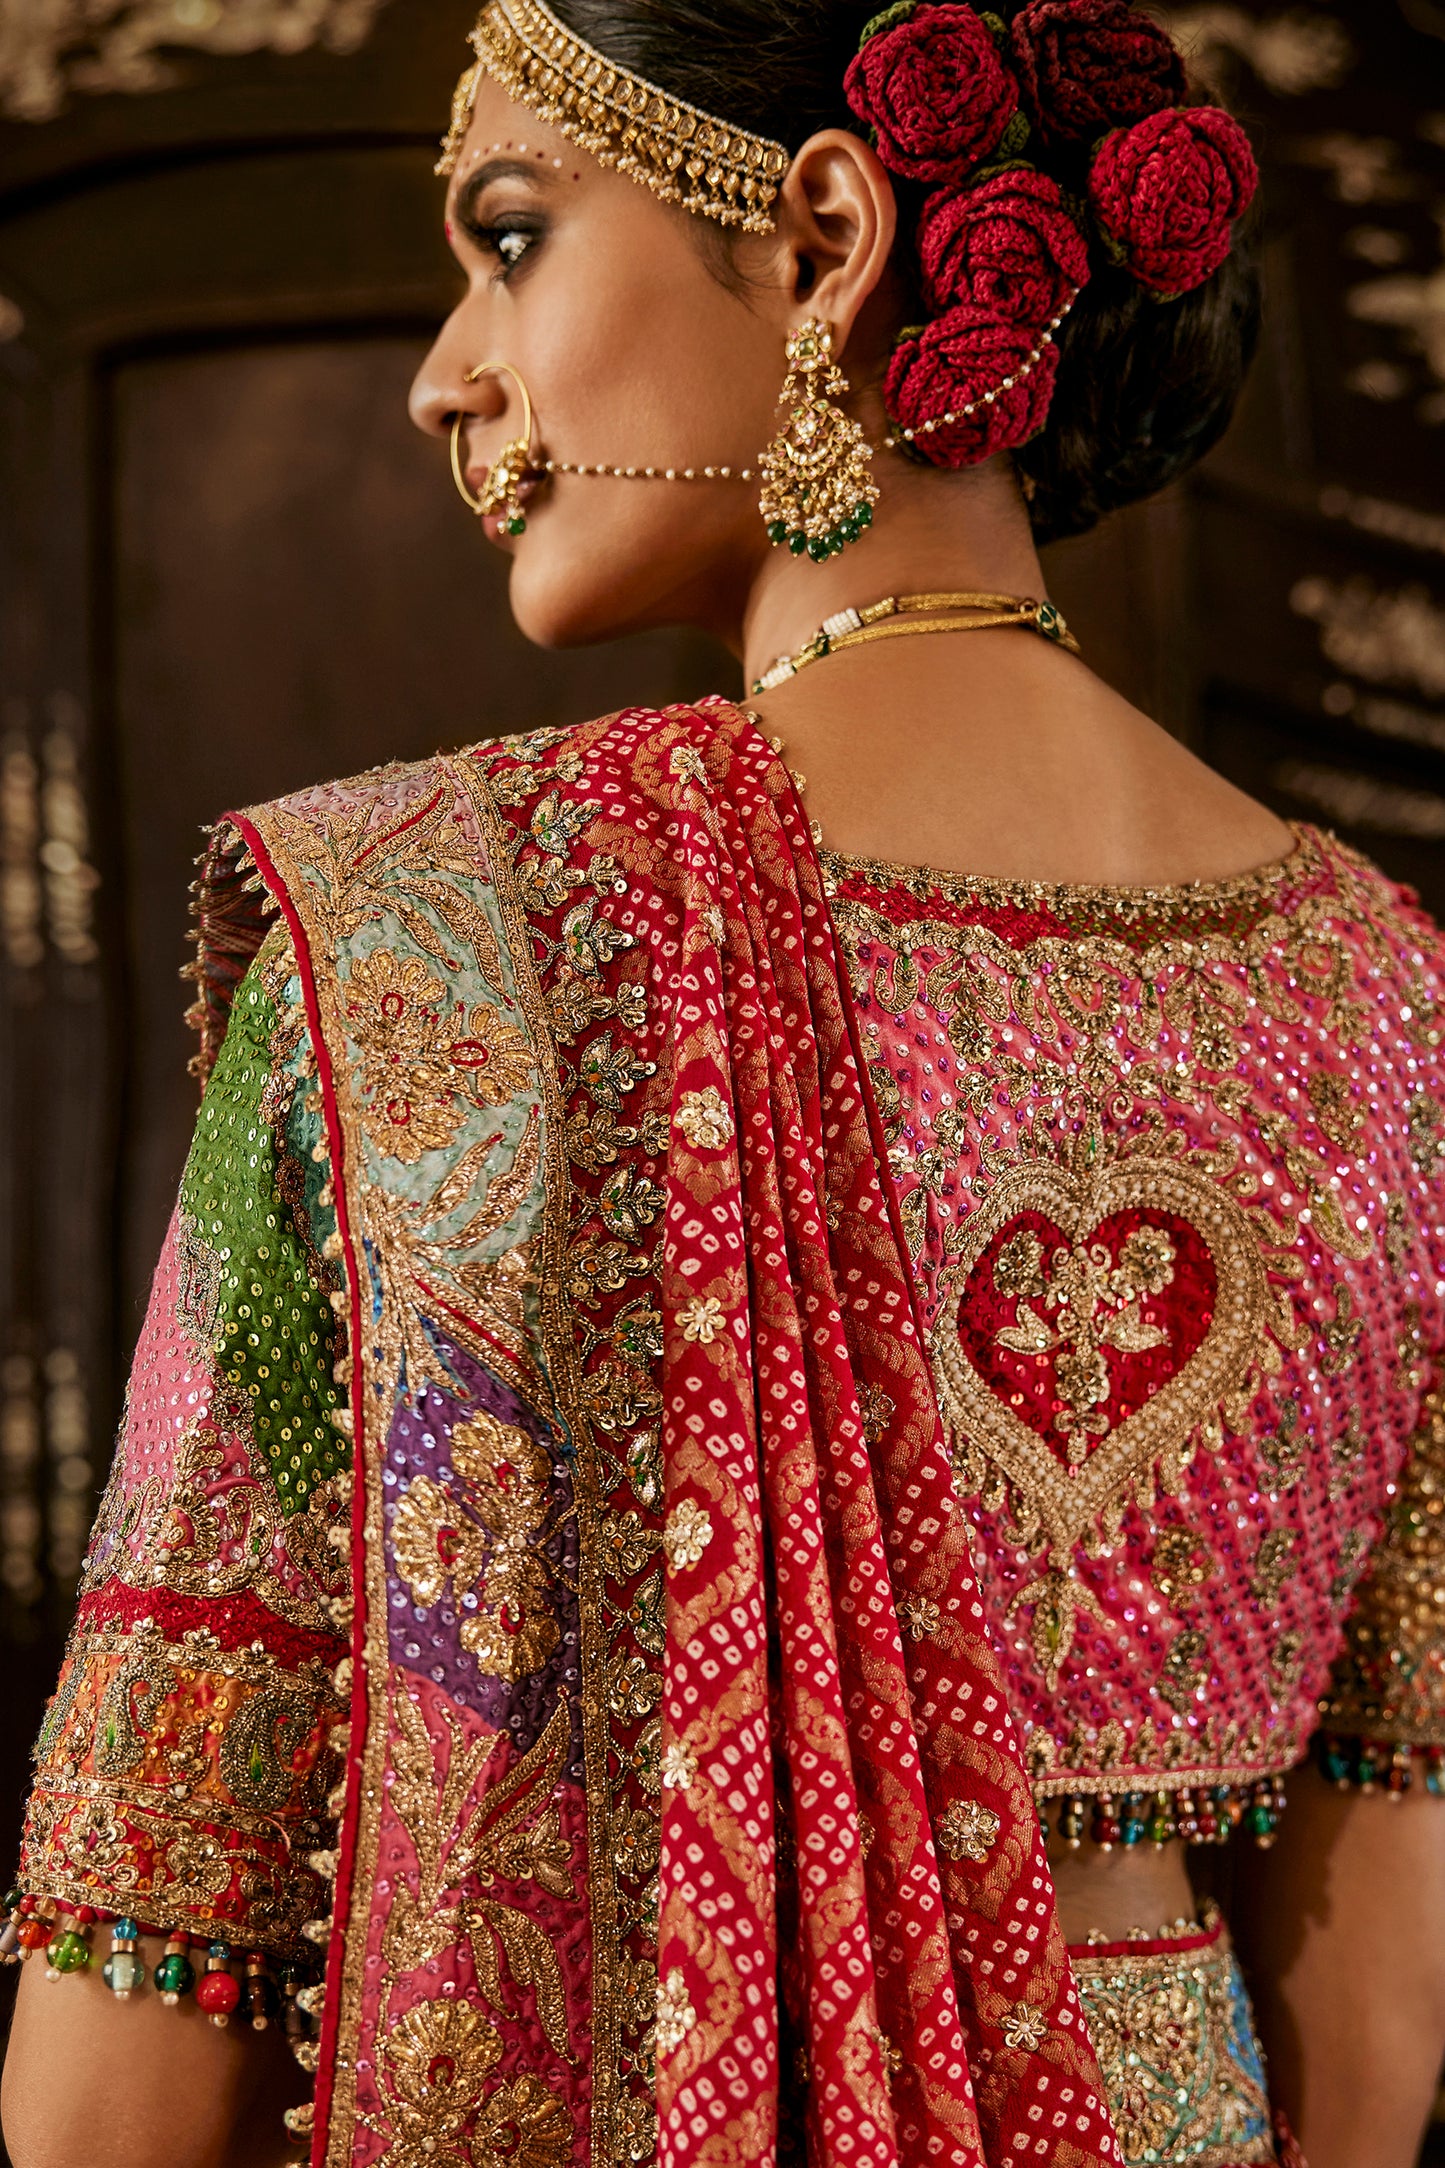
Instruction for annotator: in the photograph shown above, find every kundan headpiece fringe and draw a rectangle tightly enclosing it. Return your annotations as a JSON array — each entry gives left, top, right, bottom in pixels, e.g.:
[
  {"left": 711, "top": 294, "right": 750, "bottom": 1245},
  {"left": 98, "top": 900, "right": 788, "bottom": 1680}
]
[{"left": 437, "top": 0, "right": 790, "bottom": 232}]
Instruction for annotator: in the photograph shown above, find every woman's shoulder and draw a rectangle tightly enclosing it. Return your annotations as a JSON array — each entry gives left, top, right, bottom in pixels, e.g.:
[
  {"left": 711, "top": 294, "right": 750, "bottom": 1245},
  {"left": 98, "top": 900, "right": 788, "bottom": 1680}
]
[{"left": 235, "top": 698, "right": 755, "bottom": 835}]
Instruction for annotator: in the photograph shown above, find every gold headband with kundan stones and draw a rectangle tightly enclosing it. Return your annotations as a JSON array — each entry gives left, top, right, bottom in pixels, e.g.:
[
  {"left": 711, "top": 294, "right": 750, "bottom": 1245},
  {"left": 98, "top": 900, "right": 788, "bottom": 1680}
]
[{"left": 437, "top": 0, "right": 791, "bottom": 232}]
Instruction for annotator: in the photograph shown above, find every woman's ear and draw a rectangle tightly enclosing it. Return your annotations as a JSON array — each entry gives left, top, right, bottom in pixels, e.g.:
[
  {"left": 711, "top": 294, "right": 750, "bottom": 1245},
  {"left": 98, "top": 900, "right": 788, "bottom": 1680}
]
[{"left": 774, "top": 128, "right": 898, "bottom": 349}]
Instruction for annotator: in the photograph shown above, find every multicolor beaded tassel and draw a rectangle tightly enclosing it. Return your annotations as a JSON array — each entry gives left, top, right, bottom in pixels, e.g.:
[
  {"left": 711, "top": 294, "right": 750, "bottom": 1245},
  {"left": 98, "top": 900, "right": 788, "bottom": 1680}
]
[
  {"left": 1318, "top": 1734, "right": 1445, "bottom": 1795},
  {"left": 0, "top": 1892, "right": 290, "bottom": 2016},
  {"left": 197, "top": 1944, "right": 241, "bottom": 2025},
  {"left": 102, "top": 1918, "right": 144, "bottom": 1998},
  {"left": 45, "top": 1904, "right": 95, "bottom": 1977},
  {"left": 1039, "top": 1777, "right": 1285, "bottom": 1849}
]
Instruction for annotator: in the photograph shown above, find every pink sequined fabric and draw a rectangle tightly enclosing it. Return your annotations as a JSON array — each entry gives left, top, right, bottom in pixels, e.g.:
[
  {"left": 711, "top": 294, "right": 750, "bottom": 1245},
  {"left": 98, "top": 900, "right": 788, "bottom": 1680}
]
[{"left": 822, "top": 823, "right": 1445, "bottom": 1825}]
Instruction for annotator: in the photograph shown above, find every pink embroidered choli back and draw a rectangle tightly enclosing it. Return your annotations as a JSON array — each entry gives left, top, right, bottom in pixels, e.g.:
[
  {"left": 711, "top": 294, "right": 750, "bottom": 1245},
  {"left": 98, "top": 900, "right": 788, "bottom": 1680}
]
[{"left": 822, "top": 822, "right": 1445, "bottom": 1836}]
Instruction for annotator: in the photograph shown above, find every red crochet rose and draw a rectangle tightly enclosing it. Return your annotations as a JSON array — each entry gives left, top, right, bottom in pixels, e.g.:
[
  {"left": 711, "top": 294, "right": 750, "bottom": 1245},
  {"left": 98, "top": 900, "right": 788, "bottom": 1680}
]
[
  {"left": 885, "top": 303, "right": 1061, "bottom": 467},
  {"left": 1009, "top": 0, "right": 1185, "bottom": 151},
  {"left": 1089, "top": 105, "right": 1258, "bottom": 294},
  {"left": 844, "top": 3, "right": 1018, "bottom": 186},
  {"left": 919, "top": 168, "right": 1090, "bottom": 325}
]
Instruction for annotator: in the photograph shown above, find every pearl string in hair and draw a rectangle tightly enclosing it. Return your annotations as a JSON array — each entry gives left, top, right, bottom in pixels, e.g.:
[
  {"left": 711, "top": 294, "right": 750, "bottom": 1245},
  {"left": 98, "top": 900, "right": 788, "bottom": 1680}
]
[{"left": 883, "top": 291, "right": 1080, "bottom": 449}]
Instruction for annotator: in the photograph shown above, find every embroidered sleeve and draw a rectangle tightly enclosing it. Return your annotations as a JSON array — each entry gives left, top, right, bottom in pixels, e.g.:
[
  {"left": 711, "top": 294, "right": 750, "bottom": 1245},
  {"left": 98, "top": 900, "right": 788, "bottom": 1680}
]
[
  {"left": 1317, "top": 1384, "right": 1445, "bottom": 1782},
  {"left": 13, "top": 928, "right": 352, "bottom": 1959}
]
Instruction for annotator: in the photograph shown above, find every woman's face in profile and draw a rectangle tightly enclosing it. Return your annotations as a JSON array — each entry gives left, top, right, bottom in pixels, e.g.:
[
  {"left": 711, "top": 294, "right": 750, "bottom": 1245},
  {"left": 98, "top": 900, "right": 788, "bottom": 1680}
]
[{"left": 410, "top": 79, "right": 788, "bottom": 653}]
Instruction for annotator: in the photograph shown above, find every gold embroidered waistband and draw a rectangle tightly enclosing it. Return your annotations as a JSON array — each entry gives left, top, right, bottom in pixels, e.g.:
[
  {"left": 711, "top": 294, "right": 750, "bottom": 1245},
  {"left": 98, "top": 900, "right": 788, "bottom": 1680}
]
[{"left": 437, "top": 0, "right": 790, "bottom": 233}]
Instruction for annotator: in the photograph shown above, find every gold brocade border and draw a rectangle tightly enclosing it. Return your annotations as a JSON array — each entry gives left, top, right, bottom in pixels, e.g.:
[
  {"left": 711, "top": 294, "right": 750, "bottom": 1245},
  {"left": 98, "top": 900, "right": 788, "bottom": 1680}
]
[
  {"left": 1029, "top": 1756, "right": 1303, "bottom": 1802},
  {"left": 229, "top": 808, "right": 381, "bottom": 2168},
  {"left": 449, "top": 753, "right": 624, "bottom": 2163}
]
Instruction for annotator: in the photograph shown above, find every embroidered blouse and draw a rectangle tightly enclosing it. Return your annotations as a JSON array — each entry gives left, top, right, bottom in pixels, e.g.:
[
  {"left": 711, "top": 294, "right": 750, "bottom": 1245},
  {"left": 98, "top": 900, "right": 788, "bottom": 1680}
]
[
  {"left": 15, "top": 807, "right": 1445, "bottom": 1968},
  {"left": 822, "top": 821, "right": 1445, "bottom": 1834}
]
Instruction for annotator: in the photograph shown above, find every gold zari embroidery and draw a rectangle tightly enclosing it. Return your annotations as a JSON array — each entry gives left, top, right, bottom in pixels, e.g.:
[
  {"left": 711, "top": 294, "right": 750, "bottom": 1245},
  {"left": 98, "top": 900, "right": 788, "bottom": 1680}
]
[{"left": 1072, "top": 1920, "right": 1274, "bottom": 2167}]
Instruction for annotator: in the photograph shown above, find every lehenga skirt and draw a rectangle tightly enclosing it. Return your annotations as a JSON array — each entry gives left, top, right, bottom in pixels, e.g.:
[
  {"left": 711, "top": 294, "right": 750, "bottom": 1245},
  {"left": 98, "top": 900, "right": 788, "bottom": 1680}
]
[{"left": 1067, "top": 1909, "right": 1303, "bottom": 2168}]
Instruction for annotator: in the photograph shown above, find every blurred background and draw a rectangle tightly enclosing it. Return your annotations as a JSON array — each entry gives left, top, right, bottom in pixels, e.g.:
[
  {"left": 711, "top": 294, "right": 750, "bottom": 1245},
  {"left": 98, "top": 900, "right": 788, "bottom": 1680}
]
[{"left": 0, "top": 0, "right": 1442, "bottom": 2151}]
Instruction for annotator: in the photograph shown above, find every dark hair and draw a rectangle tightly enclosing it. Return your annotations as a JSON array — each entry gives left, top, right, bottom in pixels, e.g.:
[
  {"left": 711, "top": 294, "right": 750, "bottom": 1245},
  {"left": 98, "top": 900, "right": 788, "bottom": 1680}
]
[{"left": 548, "top": 0, "right": 1262, "bottom": 545}]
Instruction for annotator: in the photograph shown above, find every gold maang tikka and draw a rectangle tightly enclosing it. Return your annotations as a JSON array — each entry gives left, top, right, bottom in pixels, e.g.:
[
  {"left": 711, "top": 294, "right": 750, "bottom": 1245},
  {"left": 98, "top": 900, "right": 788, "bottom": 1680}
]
[
  {"left": 450, "top": 363, "right": 538, "bottom": 532},
  {"left": 759, "top": 320, "right": 879, "bottom": 562}
]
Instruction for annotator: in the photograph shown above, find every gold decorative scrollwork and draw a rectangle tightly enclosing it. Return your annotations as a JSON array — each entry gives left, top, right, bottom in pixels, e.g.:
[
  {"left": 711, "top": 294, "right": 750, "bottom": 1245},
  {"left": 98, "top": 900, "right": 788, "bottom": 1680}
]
[{"left": 1, "top": 0, "right": 391, "bottom": 123}]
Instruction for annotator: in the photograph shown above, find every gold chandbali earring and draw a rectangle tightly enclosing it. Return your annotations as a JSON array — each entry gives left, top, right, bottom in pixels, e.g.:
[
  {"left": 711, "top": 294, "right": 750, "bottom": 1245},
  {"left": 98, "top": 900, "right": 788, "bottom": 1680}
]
[
  {"left": 758, "top": 319, "right": 879, "bottom": 562},
  {"left": 450, "top": 362, "right": 538, "bottom": 533}
]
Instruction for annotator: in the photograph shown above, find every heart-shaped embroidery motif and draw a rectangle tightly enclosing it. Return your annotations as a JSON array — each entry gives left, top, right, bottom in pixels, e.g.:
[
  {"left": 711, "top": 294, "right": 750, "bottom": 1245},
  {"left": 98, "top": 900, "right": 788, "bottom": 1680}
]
[{"left": 933, "top": 1147, "right": 1273, "bottom": 1564}]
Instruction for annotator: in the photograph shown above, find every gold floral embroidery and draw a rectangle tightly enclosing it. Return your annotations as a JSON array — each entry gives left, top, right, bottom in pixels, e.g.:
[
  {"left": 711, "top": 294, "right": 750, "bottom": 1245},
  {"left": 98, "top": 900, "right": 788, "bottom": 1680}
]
[
  {"left": 1001, "top": 2001, "right": 1047, "bottom": 2052},
  {"left": 385, "top": 1995, "right": 503, "bottom": 2110},
  {"left": 897, "top": 1594, "right": 941, "bottom": 1640},
  {"left": 1330, "top": 1407, "right": 1367, "bottom": 1501},
  {"left": 384, "top": 1694, "right": 574, "bottom": 2060},
  {"left": 1250, "top": 1529, "right": 1298, "bottom": 1606},
  {"left": 1308, "top": 1070, "right": 1364, "bottom": 1151},
  {"left": 1397, "top": 1301, "right": 1428, "bottom": 1393},
  {"left": 21, "top": 1618, "right": 339, "bottom": 1952},
  {"left": 1026, "top": 1709, "right": 1299, "bottom": 1798},
  {"left": 1072, "top": 1922, "right": 1273, "bottom": 2167},
  {"left": 674, "top": 1086, "right": 734, "bottom": 1152},
  {"left": 676, "top": 1294, "right": 725, "bottom": 1345},
  {"left": 992, "top": 1221, "right": 1174, "bottom": 1459},
  {"left": 1149, "top": 1528, "right": 1214, "bottom": 1604},
  {"left": 662, "top": 1499, "right": 712, "bottom": 1571},
  {"left": 473, "top": 2075, "right": 573, "bottom": 2168},
  {"left": 661, "top": 1742, "right": 696, "bottom": 1790},
  {"left": 1321, "top": 1389, "right": 1445, "bottom": 1747},
  {"left": 937, "top": 1797, "right": 1001, "bottom": 1862},
  {"left": 392, "top": 1408, "right": 560, "bottom": 1685},
  {"left": 933, "top": 1117, "right": 1282, "bottom": 1674},
  {"left": 344, "top": 947, "right": 535, "bottom": 1164},
  {"left": 1159, "top": 1629, "right": 1210, "bottom": 1714},
  {"left": 1407, "top": 1091, "right": 1444, "bottom": 1176},
  {"left": 858, "top": 1380, "right": 894, "bottom": 1445},
  {"left": 1258, "top": 1400, "right": 1306, "bottom": 1494},
  {"left": 361, "top": 1109, "right": 543, "bottom": 1407},
  {"left": 655, "top": 1966, "right": 697, "bottom": 2055},
  {"left": 668, "top": 746, "right": 708, "bottom": 785},
  {"left": 1320, "top": 1283, "right": 1364, "bottom": 1375},
  {"left": 1271, "top": 1631, "right": 1305, "bottom": 1696}
]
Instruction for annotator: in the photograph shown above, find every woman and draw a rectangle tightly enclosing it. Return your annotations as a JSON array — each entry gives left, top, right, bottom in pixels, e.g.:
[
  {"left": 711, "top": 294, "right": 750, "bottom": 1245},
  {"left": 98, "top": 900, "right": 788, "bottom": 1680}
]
[{"left": 2, "top": 3, "right": 1443, "bottom": 2166}]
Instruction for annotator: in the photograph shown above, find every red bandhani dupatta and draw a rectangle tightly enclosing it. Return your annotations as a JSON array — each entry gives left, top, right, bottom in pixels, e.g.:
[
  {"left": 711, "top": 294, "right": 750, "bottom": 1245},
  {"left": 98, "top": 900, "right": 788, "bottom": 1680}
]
[{"left": 215, "top": 699, "right": 1119, "bottom": 2168}]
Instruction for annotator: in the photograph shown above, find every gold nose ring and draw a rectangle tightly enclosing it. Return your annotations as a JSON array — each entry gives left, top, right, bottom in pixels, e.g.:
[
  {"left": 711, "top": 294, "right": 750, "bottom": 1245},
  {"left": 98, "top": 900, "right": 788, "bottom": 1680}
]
[{"left": 449, "top": 362, "right": 537, "bottom": 531}]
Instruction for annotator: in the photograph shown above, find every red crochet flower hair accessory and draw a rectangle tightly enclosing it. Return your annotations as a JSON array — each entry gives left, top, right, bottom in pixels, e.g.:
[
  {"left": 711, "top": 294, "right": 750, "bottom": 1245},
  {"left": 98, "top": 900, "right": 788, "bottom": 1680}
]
[{"left": 845, "top": 0, "right": 1259, "bottom": 470}]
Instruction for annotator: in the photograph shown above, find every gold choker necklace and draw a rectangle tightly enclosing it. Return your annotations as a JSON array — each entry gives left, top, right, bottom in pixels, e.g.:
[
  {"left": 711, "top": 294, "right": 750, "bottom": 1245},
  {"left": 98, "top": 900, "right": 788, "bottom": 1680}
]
[{"left": 751, "top": 591, "right": 1079, "bottom": 695}]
